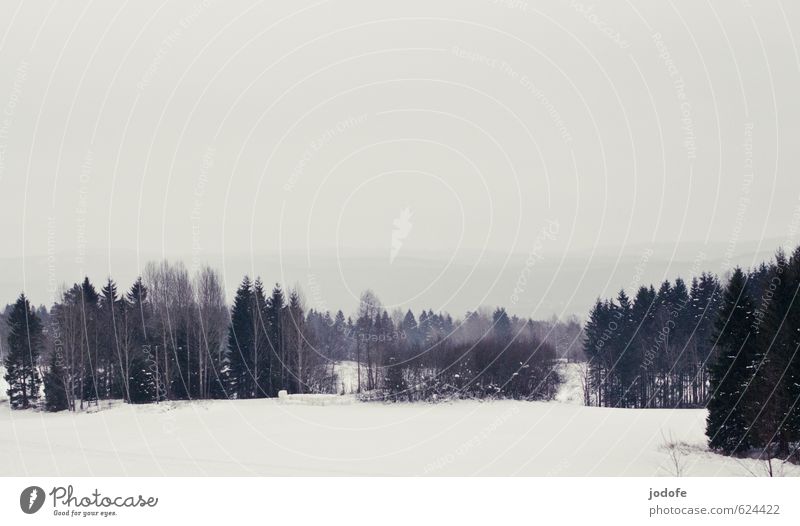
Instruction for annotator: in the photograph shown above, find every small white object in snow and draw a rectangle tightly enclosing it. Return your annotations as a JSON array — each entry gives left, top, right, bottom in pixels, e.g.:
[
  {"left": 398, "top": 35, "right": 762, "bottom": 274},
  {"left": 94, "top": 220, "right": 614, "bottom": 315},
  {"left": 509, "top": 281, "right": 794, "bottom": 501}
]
[{"left": 278, "top": 390, "right": 288, "bottom": 399}]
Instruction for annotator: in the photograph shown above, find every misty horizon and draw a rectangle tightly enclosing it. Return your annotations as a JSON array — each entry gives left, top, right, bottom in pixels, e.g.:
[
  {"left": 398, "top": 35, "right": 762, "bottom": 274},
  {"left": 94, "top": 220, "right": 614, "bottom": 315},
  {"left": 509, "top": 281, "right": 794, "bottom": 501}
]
[{"left": 0, "top": 235, "right": 793, "bottom": 320}]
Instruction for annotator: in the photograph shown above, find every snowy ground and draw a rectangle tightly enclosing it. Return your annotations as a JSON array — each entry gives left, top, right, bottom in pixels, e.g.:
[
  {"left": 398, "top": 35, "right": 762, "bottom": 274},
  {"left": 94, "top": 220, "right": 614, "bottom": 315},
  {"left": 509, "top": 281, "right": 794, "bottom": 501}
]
[{"left": 1, "top": 363, "right": 796, "bottom": 476}]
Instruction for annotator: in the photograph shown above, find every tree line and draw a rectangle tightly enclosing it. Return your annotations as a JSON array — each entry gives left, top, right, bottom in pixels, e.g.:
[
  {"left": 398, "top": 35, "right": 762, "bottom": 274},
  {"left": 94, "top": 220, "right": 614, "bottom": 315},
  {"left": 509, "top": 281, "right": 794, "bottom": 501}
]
[
  {"left": 3, "top": 261, "right": 566, "bottom": 410},
  {"left": 584, "top": 245, "right": 800, "bottom": 461},
  {"left": 583, "top": 272, "right": 720, "bottom": 408},
  {"left": 706, "top": 249, "right": 800, "bottom": 459}
]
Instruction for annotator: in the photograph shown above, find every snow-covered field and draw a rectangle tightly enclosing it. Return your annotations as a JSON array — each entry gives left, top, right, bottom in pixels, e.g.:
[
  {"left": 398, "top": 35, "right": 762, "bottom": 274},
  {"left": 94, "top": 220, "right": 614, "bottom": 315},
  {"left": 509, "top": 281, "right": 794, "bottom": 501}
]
[{"left": 1, "top": 363, "right": 796, "bottom": 476}]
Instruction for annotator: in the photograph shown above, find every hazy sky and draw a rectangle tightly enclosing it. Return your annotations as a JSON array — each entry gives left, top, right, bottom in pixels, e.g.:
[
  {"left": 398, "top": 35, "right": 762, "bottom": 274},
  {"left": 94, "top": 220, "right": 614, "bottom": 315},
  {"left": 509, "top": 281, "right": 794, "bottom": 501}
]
[{"left": 1, "top": 0, "right": 799, "bottom": 317}]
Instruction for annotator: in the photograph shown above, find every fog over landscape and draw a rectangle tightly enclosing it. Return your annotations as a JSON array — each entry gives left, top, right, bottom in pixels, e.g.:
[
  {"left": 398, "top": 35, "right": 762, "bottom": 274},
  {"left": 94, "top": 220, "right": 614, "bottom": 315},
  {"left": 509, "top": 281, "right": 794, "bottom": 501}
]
[
  {"left": 0, "top": 241, "right": 790, "bottom": 319},
  {"left": 1, "top": 0, "right": 799, "bottom": 319}
]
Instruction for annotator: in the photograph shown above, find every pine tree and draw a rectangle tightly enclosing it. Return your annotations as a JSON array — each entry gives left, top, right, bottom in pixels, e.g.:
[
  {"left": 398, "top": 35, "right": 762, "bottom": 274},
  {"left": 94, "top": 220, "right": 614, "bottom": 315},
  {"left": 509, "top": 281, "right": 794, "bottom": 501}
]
[
  {"left": 669, "top": 278, "right": 692, "bottom": 407},
  {"left": 749, "top": 249, "right": 800, "bottom": 455},
  {"left": 44, "top": 350, "right": 69, "bottom": 412},
  {"left": 706, "top": 268, "right": 759, "bottom": 454},
  {"left": 630, "top": 285, "right": 656, "bottom": 407},
  {"left": 783, "top": 248, "right": 800, "bottom": 452},
  {"left": 252, "top": 278, "right": 269, "bottom": 397},
  {"left": 401, "top": 310, "right": 418, "bottom": 347},
  {"left": 332, "top": 310, "right": 347, "bottom": 360},
  {"left": 583, "top": 299, "right": 608, "bottom": 406},
  {"left": 492, "top": 307, "right": 512, "bottom": 344},
  {"left": 81, "top": 360, "right": 98, "bottom": 406},
  {"left": 227, "top": 276, "right": 254, "bottom": 399},
  {"left": 125, "top": 277, "right": 156, "bottom": 403},
  {"left": 99, "top": 278, "right": 123, "bottom": 399},
  {"left": 128, "top": 355, "right": 156, "bottom": 403},
  {"left": 611, "top": 289, "right": 637, "bottom": 407},
  {"left": 384, "top": 320, "right": 406, "bottom": 401},
  {"left": 266, "top": 283, "right": 285, "bottom": 395},
  {"left": 417, "top": 310, "right": 429, "bottom": 344},
  {"left": 687, "top": 273, "right": 720, "bottom": 405},
  {"left": 3, "top": 294, "right": 44, "bottom": 409},
  {"left": 285, "top": 290, "right": 305, "bottom": 393},
  {"left": 79, "top": 277, "right": 100, "bottom": 408}
]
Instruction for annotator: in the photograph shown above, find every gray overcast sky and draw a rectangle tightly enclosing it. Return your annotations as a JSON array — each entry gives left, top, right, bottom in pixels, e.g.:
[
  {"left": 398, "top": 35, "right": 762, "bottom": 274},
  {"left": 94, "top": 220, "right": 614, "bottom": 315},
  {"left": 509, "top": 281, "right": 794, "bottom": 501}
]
[{"left": 1, "top": 0, "right": 799, "bottom": 317}]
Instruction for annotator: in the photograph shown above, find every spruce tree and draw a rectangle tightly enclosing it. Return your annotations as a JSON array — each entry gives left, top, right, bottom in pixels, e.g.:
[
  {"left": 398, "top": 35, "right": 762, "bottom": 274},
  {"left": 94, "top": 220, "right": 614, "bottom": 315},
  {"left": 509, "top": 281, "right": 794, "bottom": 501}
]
[
  {"left": 583, "top": 299, "right": 607, "bottom": 406},
  {"left": 400, "top": 309, "right": 418, "bottom": 349},
  {"left": 286, "top": 290, "right": 305, "bottom": 393},
  {"left": 252, "top": 278, "right": 269, "bottom": 397},
  {"left": 3, "top": 294, "right": 43, "bottom": 409},
  {"left": 384, "top": 341, "right": 406, "bottom": 401},
  {"left": 612, "top": 289, "right": 637, "bottom": 407},
  {"left": 706, "top": 268, "right": 758, "bottom": 454},
  {"left": 332, "top": 310, "right": 347, "bottom": 360},
  {"left": 265, "top": 283, "right": 285, "bottom": 394},
  {"left": 124, "top": 277, "right": 158, "bottom": 402},
  {"left": 128, "top": 355, "right": 156, "bottom": 403},
  {"left": 687, "top": 273, "right": 720, "bottom": 405},
  {"left": 79, "top": 277, "right": 100, "bottom": 407},
  {"left": 750, "top": 249, "right": 800, "bottom": 455},
  {"left": 81, "top": 361, "right": 98, "bottom": 406},
  {"left": 784, "top": 248, "right": 800, "bottom": 451},
  {"left": 630, "top": 286, "right": 656, "bottom": 406},
  {"left": 227, "top": 276, "right": 254, "bottom": 399},
  {"left": 492, "top": 307, "right": 512, "bottom": 344},
  {"left": 100, "top": 278, "right": 123, "bottom": 399},
  {"left": 44, "top": 350, "right": 69, "bottom": 412}
]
